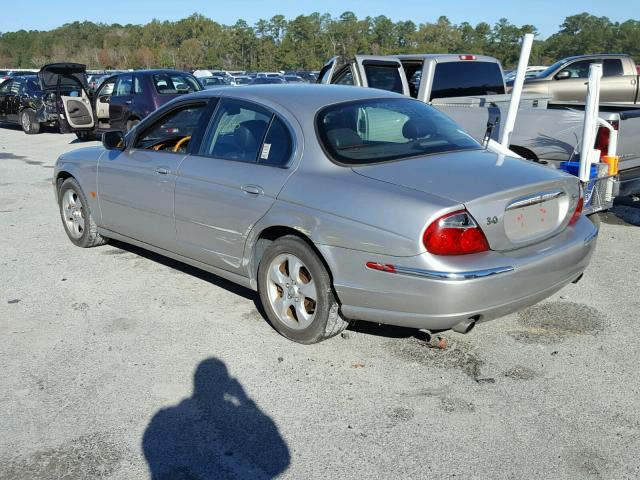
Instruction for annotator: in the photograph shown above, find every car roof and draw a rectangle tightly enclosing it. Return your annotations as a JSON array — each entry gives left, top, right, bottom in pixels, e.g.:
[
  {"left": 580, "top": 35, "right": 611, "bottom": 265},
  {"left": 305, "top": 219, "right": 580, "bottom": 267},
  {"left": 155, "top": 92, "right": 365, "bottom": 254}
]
[
  {"left": 559, "top": 54, "right": 630, "bottom": 62},
  {"left": 187, "top": 84, "right": 404, "bottom": 113}
]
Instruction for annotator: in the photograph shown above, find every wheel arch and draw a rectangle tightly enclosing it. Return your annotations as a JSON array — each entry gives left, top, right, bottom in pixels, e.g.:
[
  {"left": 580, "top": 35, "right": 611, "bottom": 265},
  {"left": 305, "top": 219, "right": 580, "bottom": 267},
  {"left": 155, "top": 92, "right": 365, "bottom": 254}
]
[{"left": 247, "top": 225, "right": 335, "bottom": 292}]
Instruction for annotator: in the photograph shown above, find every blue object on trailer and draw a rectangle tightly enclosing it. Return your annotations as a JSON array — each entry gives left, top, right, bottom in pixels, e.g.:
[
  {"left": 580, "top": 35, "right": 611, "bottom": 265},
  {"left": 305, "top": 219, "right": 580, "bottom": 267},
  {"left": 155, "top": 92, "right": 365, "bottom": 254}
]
[{"left": 559, "top": 161, "right": 598, "bottom": 207}]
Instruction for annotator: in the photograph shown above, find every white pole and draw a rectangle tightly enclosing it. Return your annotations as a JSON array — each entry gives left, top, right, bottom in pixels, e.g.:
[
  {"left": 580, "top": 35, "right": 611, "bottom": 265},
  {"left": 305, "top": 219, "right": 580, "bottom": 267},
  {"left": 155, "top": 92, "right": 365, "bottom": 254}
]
[
  {"left": 579, "top": 64, "right": 603, "bottom": 182},
  {"left": 500, "top": 33, "right": 534, "bottom": 148}
]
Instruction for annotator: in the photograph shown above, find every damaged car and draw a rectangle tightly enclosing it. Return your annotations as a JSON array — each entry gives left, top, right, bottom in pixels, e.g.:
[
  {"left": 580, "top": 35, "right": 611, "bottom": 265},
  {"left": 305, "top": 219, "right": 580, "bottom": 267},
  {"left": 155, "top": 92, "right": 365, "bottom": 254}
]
[{"left": 0, "top": 74, "right": 58, "bottom": 134}]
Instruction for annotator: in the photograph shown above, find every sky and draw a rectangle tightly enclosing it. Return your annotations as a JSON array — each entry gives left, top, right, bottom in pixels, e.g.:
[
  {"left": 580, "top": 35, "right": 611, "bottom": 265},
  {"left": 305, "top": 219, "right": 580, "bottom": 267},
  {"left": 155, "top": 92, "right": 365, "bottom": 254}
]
[{"left": 0, "top": 0, "right": 633, "bottom": 38}]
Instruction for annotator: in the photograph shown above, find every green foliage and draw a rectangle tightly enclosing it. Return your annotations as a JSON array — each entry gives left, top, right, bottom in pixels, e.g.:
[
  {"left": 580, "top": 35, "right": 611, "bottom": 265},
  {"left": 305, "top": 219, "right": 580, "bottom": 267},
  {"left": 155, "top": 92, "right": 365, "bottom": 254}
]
[{"left": 0, "top": 12, "right": 638, "bottom": 70}]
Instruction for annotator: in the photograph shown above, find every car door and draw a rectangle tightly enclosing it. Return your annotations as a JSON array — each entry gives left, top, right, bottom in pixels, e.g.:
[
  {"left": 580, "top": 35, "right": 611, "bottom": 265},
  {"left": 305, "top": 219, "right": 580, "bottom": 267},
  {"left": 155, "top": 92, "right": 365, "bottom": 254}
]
[
  {"left": 0, "top": 80, "right": 11, "bottom": 121},
  {"left": 4, "top": 79, "right": 22, "bottom": 122},
  {"left": 352, "top": 55, "right": 410, "bottom": 96},
  {"left": 94, "top": 76, "right": 116, "bottom": 127},
  {"left": 174, "top": 97, "right": 295, "bottom": 273},
  {"left": 317, "top": 56, "right": 339, "bottom": 84},
  {"left": 599, "top": 58, "right": 636, "bottom": 103},
  {"left": 97, "top": 100, "right": 210, "bottom": 251},
  {"left": 109, "top": 74, "right": 133, "bottom": 130},
  {"left": 551, "top": 59, "right": 593, "bottom": 102}
]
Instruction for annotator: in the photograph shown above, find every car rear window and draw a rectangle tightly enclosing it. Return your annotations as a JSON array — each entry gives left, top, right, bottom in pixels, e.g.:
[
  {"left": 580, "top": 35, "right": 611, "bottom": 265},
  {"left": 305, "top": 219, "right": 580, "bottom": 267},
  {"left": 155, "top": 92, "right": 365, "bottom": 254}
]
[
  {"left": 317, "top": 98, "right": 480, "bottom": 165},
  {"left": 430, "top": 61, "right": 505, "bottom": 99},
  {"left": 153, "top": 73, "right": 201, "bottom": 94}
]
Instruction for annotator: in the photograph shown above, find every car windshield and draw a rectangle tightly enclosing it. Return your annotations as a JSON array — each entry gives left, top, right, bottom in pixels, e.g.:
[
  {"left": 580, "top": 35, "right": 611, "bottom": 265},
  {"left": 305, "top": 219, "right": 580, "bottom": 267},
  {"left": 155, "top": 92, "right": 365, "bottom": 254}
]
[
  {"left": 153, "top": 73, "right": 201, "bottom": 94},
  {"left": 317, "top": 98, "right": 480, "bottom": 165}
]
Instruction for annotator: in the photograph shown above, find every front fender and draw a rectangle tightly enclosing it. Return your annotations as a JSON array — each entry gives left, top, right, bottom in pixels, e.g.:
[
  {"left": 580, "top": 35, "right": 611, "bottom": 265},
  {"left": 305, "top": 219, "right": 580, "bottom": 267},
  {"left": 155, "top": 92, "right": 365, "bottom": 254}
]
[{"left": 54, "top": 149, "right": 105, "bottom": 220}]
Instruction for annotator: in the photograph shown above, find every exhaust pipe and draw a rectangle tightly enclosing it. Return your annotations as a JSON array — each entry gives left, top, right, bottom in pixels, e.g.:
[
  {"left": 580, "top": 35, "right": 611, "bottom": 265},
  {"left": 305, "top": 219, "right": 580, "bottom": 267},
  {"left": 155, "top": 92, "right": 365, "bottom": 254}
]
[{"left": 452, "top": 316, "right": 478, "bottom": 334}]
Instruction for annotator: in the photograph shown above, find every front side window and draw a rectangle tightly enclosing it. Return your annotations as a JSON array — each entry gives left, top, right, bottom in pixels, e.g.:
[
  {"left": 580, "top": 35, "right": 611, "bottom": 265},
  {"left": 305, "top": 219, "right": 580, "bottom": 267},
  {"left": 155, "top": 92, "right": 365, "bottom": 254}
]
[
  {"left": 317, "top": 98, "right": 480, "bottom": 165},
  {"left": 153, "top": 73, "right": 201, "bottom": 94},
  {"left": 201, "top": 100, "right": 271, "bottom": 163},
  {"left": 114, "top": 74, "right": 132, "bottom": 96},
  {"left": 558, "top": 60, "right": 592, "bottom": 79},
  {"left": 0, "top": 80, "right": 11, "bottom": 94},
  {"left": 134, "top": 103, "right": 207, "bottom": 153},
  {"left": 364, "top": 65, "right": 404, "bottom": 94},
  {"left": 10, "top": 80, "right": 21, "bottom": 94}
]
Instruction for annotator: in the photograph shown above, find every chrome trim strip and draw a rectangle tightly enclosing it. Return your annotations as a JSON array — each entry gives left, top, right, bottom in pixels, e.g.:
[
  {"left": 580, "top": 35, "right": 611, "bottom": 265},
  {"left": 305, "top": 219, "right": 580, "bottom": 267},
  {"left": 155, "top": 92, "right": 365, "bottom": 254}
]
[
  {"left": 392, "top": 265, "right": 514, "bottom": 281},
  {"left": 505, "top": 190, "right": 565, "bottom": 211},
  {"left": 584, "top": 227, "right": 599, "bottom": 244}
]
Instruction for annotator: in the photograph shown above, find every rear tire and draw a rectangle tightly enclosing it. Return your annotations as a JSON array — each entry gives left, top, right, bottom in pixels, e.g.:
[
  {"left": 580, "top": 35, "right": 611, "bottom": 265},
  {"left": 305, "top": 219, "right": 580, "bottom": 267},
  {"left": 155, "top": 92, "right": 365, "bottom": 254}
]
[
  {"left": 20, "top": 109, "right": 40, "bottom": 134},
  {"left": 257, "top": 235, "right": 348, "bottom": 344},
  {"left": 58, "top": 178, "right": 108, "bottom": 248}
]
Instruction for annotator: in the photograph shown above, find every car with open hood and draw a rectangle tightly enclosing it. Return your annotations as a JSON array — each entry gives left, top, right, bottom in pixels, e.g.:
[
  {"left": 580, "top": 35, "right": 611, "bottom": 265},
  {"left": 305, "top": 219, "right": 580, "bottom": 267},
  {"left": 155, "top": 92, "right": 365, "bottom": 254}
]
[{"left": 52, "top": 85, "right": 598, "bottom": 344}]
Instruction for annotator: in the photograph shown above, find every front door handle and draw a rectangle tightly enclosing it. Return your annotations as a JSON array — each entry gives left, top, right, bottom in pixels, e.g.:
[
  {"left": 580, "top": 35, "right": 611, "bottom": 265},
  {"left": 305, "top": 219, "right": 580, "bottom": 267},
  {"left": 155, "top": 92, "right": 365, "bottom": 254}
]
[
  {"left": 155, "top": 167, "right": 170, "bottom": 175},
  {"left": 242, "top": 184, "right": 263, "bottom": 195},
  {"left": 124, "top": 100, "right": 132, "bottom": 105}
]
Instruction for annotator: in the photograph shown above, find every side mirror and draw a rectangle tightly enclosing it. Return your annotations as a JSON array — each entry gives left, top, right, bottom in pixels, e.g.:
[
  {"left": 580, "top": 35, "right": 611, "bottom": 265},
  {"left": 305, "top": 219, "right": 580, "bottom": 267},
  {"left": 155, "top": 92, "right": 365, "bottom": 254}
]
[
  {"left": 102, "top": 131, "right": 125, "bottom": 151},
  {"left": 555, "top": 70, "right": 571, "bottom": 80}
]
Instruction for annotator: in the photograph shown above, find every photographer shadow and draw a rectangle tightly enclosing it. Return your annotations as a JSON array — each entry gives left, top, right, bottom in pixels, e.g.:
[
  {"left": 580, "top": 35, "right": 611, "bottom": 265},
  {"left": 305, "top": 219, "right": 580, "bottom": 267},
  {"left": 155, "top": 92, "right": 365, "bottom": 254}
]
[{"left": 143, "top": 358, "right": 290, "bottom": 480}]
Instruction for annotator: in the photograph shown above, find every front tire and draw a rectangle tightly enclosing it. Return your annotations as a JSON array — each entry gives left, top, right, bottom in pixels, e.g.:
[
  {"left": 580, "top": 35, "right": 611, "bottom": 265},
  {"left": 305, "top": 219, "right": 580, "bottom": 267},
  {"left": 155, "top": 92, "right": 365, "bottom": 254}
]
[
  {"left": 20, "top": 109, "right": 40, "bottom": 134},
  {"left": 58, "top": 178, "right": 107, "bottom": 248},
  {"left": 257, "top": 235, "right": 348, "bottom": 344}
]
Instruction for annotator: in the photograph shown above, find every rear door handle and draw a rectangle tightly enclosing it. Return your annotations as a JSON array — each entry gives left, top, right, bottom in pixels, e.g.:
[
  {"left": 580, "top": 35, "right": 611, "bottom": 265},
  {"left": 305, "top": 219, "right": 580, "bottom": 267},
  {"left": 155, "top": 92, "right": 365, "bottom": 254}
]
[
  {"left": 155, "top": 167, "right": 170, "bottom": 175},
  {"left": 242, "top": 184, "right": 263, "bottom": 195},
  {"left": 124, "top": 100, "right": 132, "bottom": 105}
]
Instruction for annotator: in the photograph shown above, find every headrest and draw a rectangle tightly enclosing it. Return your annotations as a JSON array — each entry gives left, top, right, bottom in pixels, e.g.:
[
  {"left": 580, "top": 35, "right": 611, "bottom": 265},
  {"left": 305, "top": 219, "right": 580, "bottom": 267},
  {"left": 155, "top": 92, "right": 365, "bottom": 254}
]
[
  {"left": 402, "top": 118, "right": 436, "bottom": 140},
  {"left": 326, "top": 128, "right": 362, "bottom": 149}
]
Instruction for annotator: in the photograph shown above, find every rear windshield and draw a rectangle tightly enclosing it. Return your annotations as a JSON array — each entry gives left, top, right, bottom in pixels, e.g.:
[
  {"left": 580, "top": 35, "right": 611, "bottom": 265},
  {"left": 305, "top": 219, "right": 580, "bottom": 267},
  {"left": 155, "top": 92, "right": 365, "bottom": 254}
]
[
  {"left": 317, "top": 98, "right": 480, "bottom": 165},
  {"left": 153, "top": 73, "right": 201, "bottom": 94},
  {"left": 431, "top": 61, "right": 505, "bottom": 99}
]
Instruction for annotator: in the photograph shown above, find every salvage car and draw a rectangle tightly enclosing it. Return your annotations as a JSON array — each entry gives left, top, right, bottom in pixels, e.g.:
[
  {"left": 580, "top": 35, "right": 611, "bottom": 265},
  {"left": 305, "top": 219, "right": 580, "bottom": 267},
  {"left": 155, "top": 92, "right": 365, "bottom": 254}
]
[
  {"left": 53, "top": 85, "right": 598, "bottom": 344},
  {"left": 0, "top": 74, "right": 58, "bottom": 134}
]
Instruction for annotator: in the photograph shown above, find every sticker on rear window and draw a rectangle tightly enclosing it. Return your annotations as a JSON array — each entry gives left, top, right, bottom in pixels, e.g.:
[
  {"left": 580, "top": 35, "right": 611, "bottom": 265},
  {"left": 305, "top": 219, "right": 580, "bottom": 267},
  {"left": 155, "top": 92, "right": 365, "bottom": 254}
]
[{"left": 260, "top": 143, "right": 271, "bottom": 160}]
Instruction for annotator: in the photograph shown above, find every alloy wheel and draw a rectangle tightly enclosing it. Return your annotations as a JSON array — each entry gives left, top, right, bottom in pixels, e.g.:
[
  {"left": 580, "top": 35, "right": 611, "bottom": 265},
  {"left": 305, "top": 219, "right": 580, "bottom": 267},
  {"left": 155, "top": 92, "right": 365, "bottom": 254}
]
[
  {"left": 266, "top": 253, "right": 318, "bottom": 330},
  {"left": 62, "top": 189, "right": 85, "bottom": 239}
]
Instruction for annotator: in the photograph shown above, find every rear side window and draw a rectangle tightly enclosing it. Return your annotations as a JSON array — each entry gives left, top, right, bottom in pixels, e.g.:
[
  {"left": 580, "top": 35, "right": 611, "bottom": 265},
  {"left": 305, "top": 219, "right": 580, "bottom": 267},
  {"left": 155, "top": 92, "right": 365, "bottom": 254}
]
[
  {"left": 333, "top": 67, "right": 355, "bottom": 86},
  {"left": 153, "top": 73, "right": 201, "bottom": 94},
  {"left": 364, "top": 65, "right": 403, "bottom": 94},
  {"left": 603, "top": 59, "right": 624, "bottom": 77},
  {"left": 201, "top": 99, "right": 271, "bottom": 163},
  {"left": 259, "top": 117, "right": 293, "bottom": 166},
  {"left": 431, "top": 61, "right": 505, "bottom": 99}
]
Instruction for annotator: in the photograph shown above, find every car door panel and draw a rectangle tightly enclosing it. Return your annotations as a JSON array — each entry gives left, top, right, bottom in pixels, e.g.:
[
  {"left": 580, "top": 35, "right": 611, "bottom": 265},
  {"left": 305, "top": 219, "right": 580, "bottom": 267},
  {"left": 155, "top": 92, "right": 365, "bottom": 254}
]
[
  {"left": 0, "top": 81, "right": 10, "bottom": 120},
  {"left": 98, "top": 149, "right": 185, "bottom": 251},
  {"left": 175, "top": 157, "right": 290, "bottom": 272},
  {"left": 60, "top": 89, "right": 94, "bottom": 129}
]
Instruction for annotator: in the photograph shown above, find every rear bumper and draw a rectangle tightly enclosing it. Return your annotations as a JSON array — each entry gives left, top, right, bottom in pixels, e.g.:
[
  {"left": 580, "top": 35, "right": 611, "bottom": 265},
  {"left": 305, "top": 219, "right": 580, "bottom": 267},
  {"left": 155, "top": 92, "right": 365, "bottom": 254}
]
[
  {"left": 616, "top": 167, "right": 640, "bottom": 196},
  {"left": 319, "top": 215, "right": 597, "bottom": 331}
]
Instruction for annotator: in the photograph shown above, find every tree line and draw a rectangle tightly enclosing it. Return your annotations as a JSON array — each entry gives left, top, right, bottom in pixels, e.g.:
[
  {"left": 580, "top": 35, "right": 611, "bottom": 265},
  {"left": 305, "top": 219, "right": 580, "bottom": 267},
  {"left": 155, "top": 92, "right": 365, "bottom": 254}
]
[{"left": 0, "top": 12, "right": 638, "bottom": 71}]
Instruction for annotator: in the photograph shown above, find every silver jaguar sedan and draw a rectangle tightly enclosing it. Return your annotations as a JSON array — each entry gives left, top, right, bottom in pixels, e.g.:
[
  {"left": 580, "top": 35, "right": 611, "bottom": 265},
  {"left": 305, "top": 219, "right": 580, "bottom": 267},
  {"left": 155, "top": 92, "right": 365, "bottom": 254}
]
[{"left": 53, "top": 85, "right": 598, "bottom": 344}]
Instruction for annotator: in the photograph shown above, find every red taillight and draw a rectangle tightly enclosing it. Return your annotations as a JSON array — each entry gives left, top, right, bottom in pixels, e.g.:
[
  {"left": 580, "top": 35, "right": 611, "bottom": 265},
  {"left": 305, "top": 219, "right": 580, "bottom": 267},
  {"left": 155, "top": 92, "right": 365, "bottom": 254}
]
[
  {"left": 365, "top": 262, "right": 396, "bottom": 273},
  {"left": 458, "top": 55, "right": 476, "bottom": 61},
  {"left": 423, "top": 210, "right": 489, "bottom": 256},
  {"left": 594, "top": 121, "right": 618, "bottom": 159},
  {"left": 569, "top": 194, "right": 584, "bottom": 226}
]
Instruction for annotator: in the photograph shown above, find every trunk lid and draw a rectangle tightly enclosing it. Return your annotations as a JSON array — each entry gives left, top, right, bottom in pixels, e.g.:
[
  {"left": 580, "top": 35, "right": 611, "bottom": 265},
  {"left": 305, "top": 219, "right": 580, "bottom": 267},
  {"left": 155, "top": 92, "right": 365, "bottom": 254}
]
[{"left": 352, "top": 149, "right": 580, "bottom": 251}]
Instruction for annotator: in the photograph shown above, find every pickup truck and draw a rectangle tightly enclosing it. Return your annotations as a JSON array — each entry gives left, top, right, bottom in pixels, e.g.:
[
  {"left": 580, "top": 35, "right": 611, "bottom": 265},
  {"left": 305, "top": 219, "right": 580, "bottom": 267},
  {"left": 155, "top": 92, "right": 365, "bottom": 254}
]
[
  {"left": 518, "top": 54, "right": 639, "bottom": 104},
  {"left": 318, "top": 54, "right": 640, "bottom": 199}
]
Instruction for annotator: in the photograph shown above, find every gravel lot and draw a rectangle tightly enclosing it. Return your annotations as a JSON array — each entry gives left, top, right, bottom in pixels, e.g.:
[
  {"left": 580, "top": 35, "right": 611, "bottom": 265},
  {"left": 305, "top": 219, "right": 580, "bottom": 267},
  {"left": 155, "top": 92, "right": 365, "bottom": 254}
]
[{"left": 1, "top": 125, "right": 639, "bottom": 480}]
